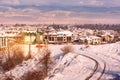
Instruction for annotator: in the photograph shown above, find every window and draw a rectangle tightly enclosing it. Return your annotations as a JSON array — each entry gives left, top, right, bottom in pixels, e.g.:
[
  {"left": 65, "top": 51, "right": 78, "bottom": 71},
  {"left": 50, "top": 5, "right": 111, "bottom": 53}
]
[
  {"left": 49, "top": 37, "right": 51, "bottom": 41},
  {"left": 57, "top": 37, "right": 63, "bottom": 41},
  {"left": 52, "top": 37, "right": 54, "bottom": 41},
  {"left": 67, "top": 37, "right": 71, "bottom": 42}
]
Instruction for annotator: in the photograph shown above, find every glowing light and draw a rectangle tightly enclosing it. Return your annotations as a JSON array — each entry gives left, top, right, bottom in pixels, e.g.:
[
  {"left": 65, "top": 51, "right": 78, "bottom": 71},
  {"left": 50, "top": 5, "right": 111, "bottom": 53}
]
[{"left": 24, "top": 36, "right": 31, "bottom": 44}]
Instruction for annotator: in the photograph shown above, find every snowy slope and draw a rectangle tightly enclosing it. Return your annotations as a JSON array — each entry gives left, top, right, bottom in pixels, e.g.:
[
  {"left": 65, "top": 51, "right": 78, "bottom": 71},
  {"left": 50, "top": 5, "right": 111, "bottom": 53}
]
[
  {"left": 46, "top": 42, "right": 120, "bottom": 80},
  {"left": 5, "top": 53, "right": 46, "bottom": 79},
  {"left": 0, "top": 42, "right": 120, "bottom": 80},
  {"left": 45, "top": 53, "right": 95, "bottom": 80}
]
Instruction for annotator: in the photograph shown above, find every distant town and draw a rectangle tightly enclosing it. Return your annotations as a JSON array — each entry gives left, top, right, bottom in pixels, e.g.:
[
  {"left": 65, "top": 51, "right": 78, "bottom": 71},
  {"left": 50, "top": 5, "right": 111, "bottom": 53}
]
[{"left": 0, "top": 24, "right": 120, "bottom": 50}]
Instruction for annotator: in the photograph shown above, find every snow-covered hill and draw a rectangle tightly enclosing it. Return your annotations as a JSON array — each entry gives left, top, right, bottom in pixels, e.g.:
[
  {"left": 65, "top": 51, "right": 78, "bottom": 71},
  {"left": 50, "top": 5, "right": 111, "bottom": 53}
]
[
  {"left": 46, "top": 52, "right": 95, "bottom": 80},
  {"left": 0, "top": 42, "right": 120, "bottom": 80},
  {"left": 46, "top": 42, "right": 120, "bottom": 80}
]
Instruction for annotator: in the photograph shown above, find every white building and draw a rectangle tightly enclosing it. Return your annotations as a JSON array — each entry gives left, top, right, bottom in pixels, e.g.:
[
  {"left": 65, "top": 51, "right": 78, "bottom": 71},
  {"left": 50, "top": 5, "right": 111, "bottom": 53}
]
[
  {"left": 0, "top": 30, "right": 21, "bottom": 48},
  {"left": 85, "top": 36, "right": 101, "bottom": 45},
  {"left": 0, "top": 33, "right": 7, "bottom": 48},
  {"left": 24, "top": 31, "right": 36, "bottom": 44},
  {"left": 45, "top": 31, "right": 74, "bottom": 44}
]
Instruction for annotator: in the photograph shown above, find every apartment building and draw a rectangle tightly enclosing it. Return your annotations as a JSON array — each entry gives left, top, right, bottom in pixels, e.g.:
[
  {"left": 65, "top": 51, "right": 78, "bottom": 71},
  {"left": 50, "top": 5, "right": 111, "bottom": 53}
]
[{"left": 45, "top": 31, "right": 74, "bottom": 44}]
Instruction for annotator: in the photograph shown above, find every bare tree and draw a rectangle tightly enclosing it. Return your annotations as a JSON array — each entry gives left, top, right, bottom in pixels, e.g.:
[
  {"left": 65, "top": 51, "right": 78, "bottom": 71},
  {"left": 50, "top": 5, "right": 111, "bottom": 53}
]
[
  {"left": 42, "top": 48, "right": 53, "bottom": 77},
  {"left": 1, "top": 45, "right": 25, "bottom": 71}
]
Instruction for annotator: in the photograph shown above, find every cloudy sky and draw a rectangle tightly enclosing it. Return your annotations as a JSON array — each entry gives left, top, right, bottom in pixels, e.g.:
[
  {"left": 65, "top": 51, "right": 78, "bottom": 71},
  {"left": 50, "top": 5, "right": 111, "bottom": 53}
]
[{"left": 0, "top": 0, "right": 120, "bottom": 24}]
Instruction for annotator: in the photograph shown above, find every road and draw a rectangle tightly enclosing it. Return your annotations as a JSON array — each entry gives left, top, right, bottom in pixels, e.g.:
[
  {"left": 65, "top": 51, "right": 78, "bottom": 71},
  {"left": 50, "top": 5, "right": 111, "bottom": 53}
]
[
  {"left": 47, "top": 53, "right": 106, "bottom": 80},
  {"left": 77, "top": 53, "right": 106, "bottom": 80}
]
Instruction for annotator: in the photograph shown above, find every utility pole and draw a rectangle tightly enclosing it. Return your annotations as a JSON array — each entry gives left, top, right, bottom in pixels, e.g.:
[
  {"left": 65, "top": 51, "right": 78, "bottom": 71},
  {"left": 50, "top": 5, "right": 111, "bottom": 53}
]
[
  {"left": 36, "top": 29, "right": 40, "bottom": 53},
  {"left": 7, "top": 38, "right": 11, "bottom": 60},
  {"left": 28, "top": 32, "right": 31, "bottom": 58}
]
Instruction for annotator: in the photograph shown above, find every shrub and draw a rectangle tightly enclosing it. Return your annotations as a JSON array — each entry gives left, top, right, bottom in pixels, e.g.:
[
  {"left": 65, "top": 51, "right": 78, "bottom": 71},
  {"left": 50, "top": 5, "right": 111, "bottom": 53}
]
[
  {"left": 23, "top": 48, "right": 53, "bottom": 80},
  {"left": 1, "top": 45, "right": 25, "bottom": 71},
  {"left": 25, "top": 70, "right": 44, "bottom": 80},
  {"left": 61, "top": 45, "right": 73, "bottom": 55}
]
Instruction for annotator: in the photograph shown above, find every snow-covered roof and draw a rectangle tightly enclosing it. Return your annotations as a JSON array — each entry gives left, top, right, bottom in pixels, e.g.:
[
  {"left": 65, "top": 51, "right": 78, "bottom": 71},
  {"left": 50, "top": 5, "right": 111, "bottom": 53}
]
[
  {"left": 49, "top": 31, "right": 73, "bottom": 36},
  {"left": 79, "top": 37, "right": 86, "bottom": 40},
  {"left": 85, "top": 36, "right": 101, "bottom": 40},
  {"left": 89, "top": 36, "right": 101, "bottom": 39},
  {"left": 23, "top": 30, "right": 36, "bottom": 33},
  {"left": 0, "top": 31, "right": 20, "bottom": 37},
  {"left": 49, "top": 32, "right": 57, "bottom": 35},
  {"left": 57, "top": 31, "right": 73, "bottom": 36}
]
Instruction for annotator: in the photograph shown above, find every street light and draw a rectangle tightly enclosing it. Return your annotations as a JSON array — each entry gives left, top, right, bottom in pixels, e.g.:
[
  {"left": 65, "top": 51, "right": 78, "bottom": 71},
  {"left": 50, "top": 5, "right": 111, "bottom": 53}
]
[
  {"left": 24, "top": 32, "right": 32, "bottom": 59},
  {"left": 28, "top": 32, "right": 32, "bottom": 58}
]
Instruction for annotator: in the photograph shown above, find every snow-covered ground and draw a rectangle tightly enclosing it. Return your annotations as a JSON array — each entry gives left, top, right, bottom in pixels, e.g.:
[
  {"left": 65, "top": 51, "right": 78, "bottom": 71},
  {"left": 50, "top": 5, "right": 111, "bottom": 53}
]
[
  {"left": 0, "top": 42, "right": 120, "bottom": 80},
  {"left": 46, "top": 42, "right": 120, "bottom": 80}
]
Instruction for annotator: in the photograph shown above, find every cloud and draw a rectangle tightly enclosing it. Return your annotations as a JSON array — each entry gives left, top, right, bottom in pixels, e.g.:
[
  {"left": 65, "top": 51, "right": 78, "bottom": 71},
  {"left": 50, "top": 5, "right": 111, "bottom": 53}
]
[
  {"left": 0, "top": 0, "right": 120, "bottom": 7},
  {"left": 18, "top": 0, "right": 120, "bottom": 7},
  {"left": 0, "top": 7, "right": 120, "bottom": 24},
  {"left": 0, "top": 0, "right": 120, "bottom": 24},
  {"left": 0, "top": 0, "right": 20, "bottom": 5}
]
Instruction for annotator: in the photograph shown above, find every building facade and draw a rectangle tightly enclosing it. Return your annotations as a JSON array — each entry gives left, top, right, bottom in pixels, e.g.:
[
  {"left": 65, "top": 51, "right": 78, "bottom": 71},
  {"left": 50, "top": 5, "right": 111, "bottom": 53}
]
[{"left": 45, "top": 31, "right": 74, "bottom": 44}]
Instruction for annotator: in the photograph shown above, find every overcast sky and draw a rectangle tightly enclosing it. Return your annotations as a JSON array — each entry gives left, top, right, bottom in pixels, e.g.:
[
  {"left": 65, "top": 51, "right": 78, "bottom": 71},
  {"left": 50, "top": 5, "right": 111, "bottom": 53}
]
[{"left": 0, "top": 0, "right": 120, "bottom": 24}]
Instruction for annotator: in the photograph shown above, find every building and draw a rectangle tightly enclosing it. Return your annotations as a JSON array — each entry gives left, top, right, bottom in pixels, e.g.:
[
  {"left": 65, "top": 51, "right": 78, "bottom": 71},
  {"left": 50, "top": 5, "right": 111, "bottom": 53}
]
[
  {"left": 45, "top": 31, "right": 74, "bottom": 44},
  {"left": 0, "top": 30, "right": 21, "bottom": 50},
  {"left": 24, "top": 30, "right": 36, "bottom": 44},
  {"left": 85, "top": 36, "right": 102, "bottom": 45},
  {"left": 100, "top": 34, "right": 114, "bottom": 43},
  {"left": 0, "top": 33, "right": 7, "bottom": 48}
]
